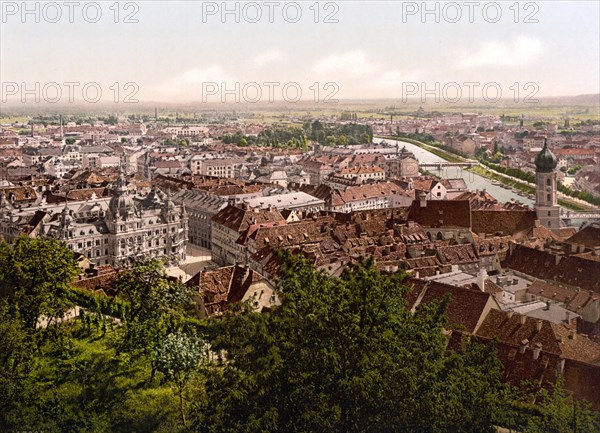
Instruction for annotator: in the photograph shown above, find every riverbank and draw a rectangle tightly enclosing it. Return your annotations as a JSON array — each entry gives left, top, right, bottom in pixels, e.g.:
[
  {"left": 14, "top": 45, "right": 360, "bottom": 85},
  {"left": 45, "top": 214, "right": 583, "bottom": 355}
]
[
  {"left": 471, "top": 165, "right": 587, "bottom": 212},
  {"left": 377, "top": 135, "right": 596, "bottom": 212},
  {"left": 379, "top": 135, "right": 467, "bottom": 163}
]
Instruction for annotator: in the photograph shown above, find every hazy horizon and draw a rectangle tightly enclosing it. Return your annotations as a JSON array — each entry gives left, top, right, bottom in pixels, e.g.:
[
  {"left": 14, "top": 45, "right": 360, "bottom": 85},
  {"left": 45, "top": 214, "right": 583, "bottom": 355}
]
[{"left": 2, "top": 1, "right": 599, "bottom": 105}]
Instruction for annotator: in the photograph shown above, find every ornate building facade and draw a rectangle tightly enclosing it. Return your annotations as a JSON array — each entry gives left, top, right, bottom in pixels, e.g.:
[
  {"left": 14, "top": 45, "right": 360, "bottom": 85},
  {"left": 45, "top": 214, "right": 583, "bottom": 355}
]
[{"left": 0, "top": 172, "right": 188, "bottom": 267}]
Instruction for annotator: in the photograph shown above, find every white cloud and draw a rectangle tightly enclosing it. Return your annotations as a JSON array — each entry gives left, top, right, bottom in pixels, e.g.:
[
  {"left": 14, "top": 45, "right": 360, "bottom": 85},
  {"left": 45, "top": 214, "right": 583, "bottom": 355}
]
[
  {"left": 309, "top": 51, "right": 425, "bottom": 98},
  {"left": 455, "top": 36, "right": 543, "bottom": 69},
  {"left": 311, "top": 50, "right": 377, "bottom": 80},
  {"left": 253, "top": 49, "right": 285, "bottom": 68},
  {"left": 369, "top": 68, "right": 425, "bottom": 92},
  {"left": 155, "top": 66, "right": 237, "bottom": 101}
]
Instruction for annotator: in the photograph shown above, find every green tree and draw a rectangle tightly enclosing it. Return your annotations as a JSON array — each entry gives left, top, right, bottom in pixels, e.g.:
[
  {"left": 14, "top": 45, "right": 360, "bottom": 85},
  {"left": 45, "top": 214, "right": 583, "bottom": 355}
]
[
  {"left": 113, "top": 259, "right": 193, "bottom": 379},
  {"left": 156, "top": 331, "right": 210, "bottom": 427},
  {"left": 522, "top": 377, "right": 600, "bottom": 433},
  {"left": 0, "top": 237, "right": 79, "bottom": 331},
  {"left": 193, "top": 254, "right": 506, "bottom": 433},
  {"left": 0, "top": 305, "right": 37, "bottom": 428}
]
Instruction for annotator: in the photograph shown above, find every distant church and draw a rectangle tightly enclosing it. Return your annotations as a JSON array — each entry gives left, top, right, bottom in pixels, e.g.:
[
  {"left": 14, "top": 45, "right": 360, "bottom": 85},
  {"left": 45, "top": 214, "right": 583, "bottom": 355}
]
[{"left": 534, "top": 139, "right": 561, "bottom": 233}]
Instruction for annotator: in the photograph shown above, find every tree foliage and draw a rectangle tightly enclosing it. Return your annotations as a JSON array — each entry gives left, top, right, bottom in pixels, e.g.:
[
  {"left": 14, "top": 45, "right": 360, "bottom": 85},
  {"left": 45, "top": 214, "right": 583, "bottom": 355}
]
[
  {"left": 1, "top": 240, "right": 599, "bottom": 432},
  {"left": 192, "top": 254, "right": 506, "bottom": 433},
  {"left": 112, "top": 259, "right": 194, "bottom": 375},
  {"left": 522, "top": 377, "right": 600, "bottom": 433},
  {"left": 156, "top": 330, "right": 210, "bottom": 426},
  {"left": 0, "top": 236, "right": 79, "bottom": 330}
]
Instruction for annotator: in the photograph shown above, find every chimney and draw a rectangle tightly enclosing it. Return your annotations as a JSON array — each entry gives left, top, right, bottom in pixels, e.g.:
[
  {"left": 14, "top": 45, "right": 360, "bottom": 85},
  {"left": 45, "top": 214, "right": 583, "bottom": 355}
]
[
  {"left": 565, "top": 311, "right": 571, "bottom": 323},
  {"left": 507, "top": 310, "right": 514, "bottom": 319},
  {"left": 477, "top": 267, "right": 487, "bottom": 291},
  {"left": 545, "top": 301, "right": 551, "bottom": 311},
  {"left": 519, "top": 339, "right": 529, "bottom": 354},
  {"left": 532, "top": 343, "right": 542, "bottom": 360},
  {"left": 557, "top": 356, "right": 565, "bottom": 374},
  {"left": 568, "top": 330, "right": 577, "bottom": 340},
  {"left": 519, "top": 315, "right": 527, "bottom": 325},
  {"left": 536, "top": 320, "right": 543, "bottom": 332},
  {"left": 419, "top": 192, "right": 427, "bottom": 208}
]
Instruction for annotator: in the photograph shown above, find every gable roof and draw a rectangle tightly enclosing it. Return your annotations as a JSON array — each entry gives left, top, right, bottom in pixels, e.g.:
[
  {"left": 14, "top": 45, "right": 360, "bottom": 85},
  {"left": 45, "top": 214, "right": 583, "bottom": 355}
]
[
  {"left": 187, "top": 265, "right": 267, "bottom": 317},
  {"left": 212, "top": 205, "right": 285, "bottom": 233},
  {"left": 471, "top": 209, "right": 537, "bottom": 236},
  {"left": 407, "top": 278, "right": 493, "bottom": 333},
  {"left": 503, "top": 244, "right": 600, "bottom": 293}
]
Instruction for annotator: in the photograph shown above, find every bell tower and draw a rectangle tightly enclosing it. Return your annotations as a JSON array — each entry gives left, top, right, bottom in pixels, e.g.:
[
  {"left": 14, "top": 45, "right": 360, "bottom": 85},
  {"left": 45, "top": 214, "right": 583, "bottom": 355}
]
[{"left": 534, "top": 139, "right": 560, "bottom": 232}]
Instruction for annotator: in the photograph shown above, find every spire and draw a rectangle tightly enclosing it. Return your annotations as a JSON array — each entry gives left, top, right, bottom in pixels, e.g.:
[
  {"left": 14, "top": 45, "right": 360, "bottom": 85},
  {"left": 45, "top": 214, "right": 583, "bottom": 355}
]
[
  {"left": 116, "top": 154, "right": 129, "bottom": 193},
  {"left": 534, "top": 138, "right": 557, "bottom": 173}
]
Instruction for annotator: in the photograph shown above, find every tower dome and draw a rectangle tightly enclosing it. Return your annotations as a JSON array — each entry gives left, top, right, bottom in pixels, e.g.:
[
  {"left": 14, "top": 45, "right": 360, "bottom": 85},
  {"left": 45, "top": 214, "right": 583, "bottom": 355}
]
[
  {"left": 535, "top": 139, "right": 557, "bottom": 173},
  {"left": 109, "top": 171, "right": 136, "bottom": 219},
  {"left": 109, "top": 193, "right": 136, "bottom": 218}
]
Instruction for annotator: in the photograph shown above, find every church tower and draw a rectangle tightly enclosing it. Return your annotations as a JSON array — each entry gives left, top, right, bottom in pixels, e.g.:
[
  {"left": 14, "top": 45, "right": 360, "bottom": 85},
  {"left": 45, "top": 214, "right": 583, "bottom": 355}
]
[{"left": 534, "top": 138, "right": 560, "bottom": 232}]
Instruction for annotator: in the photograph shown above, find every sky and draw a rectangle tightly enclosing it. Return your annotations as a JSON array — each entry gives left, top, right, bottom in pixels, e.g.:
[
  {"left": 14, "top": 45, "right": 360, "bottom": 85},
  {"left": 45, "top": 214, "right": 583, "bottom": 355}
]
[{"left": 1, "top": 1, "right": 599, "bottom": 104}]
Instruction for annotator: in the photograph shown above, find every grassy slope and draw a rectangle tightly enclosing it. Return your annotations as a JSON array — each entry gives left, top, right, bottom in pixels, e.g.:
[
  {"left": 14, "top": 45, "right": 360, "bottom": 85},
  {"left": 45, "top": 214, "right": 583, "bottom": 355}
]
[{"left": 16, "top": 322, "right": 181, "bottom": 433}]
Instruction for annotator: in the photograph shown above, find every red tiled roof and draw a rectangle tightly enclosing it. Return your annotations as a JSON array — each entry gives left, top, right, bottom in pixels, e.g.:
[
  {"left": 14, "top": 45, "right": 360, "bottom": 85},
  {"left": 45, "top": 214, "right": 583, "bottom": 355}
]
[
  {"left": 212, "top": 205, "right": 285, "bottom": 233},
  {"left": 503, "top": 244, "right": 600, "bottom": 293},
  {"left": 471, "top": 209, "right": 537, "bottom": 236},
  {"left": 407, "top": 278, "right": 493, "bottom": 333},
  {"left": 527, "top": 280, "right": 578, "bottom": 304},
  {"left": 408, "top": 200, "right": 471, "bottom": 228}
]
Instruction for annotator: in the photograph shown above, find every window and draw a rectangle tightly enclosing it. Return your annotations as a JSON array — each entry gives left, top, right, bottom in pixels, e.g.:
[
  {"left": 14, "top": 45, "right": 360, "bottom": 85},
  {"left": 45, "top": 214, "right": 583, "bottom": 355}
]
[
  {"left": 547, "top": 178, "right": 551, "bottom": 186},
  {"left": 548, "top": 211, "right": 551, "bottom": 216},
  {"left": 547, "top": 194, "right": 551, "bottom": 202}
]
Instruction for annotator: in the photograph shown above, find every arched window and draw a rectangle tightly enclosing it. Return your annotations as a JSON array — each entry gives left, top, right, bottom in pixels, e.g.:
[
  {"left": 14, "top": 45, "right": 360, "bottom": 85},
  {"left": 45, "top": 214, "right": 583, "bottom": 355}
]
[
  {"left": 547, "top": 178, "right": 551, "bottom": 186},
  {"left": 436, "top": 231, "right": 443, "bottom": 241}
]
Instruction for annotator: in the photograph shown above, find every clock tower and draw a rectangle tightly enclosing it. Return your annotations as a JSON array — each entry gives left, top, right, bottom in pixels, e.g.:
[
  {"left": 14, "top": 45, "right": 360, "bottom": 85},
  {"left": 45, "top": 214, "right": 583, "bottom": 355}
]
[{"left": 534, "top": 138, "right": 561, "bottom": 232}]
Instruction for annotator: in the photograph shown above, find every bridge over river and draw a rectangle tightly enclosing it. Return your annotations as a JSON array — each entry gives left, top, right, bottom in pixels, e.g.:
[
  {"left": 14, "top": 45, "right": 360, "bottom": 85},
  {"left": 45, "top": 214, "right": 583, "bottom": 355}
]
[
  {"left": 419, "top": 161, "right": 478, "bottom": 169},
  {"left": 560, "top": 209, "right": 600, "bottom": 220}
]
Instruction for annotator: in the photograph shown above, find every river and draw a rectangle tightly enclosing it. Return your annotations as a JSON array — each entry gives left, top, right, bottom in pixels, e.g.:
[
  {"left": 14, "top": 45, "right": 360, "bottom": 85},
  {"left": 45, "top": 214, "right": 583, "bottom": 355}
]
[{"left": 373, "top": 137, "right": 535, "bottom": 207}]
